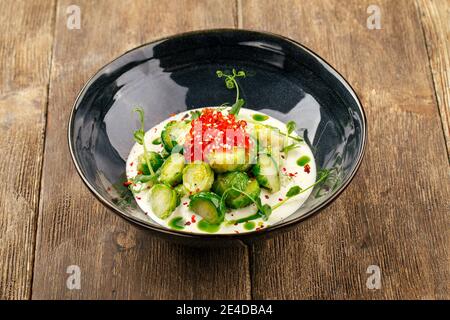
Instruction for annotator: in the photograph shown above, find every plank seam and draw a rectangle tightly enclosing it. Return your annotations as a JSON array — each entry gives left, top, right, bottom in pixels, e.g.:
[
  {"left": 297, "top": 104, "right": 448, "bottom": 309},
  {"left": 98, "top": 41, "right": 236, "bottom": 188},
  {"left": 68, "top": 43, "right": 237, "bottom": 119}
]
[
  {"left": 414, "top": 0, "right": 450, "bottom": 163},
  {"left": 29, "top": 0, "right": 59, "bottom": 300}
]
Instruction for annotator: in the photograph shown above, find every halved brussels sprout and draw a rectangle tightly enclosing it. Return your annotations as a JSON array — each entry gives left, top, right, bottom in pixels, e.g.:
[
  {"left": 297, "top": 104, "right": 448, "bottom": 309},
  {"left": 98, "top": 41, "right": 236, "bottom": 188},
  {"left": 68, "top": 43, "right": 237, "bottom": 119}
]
[
  {"left": 254, "top": 124, "right": 286, "bottom": 149},
  {"left": 159, "top": 153, "right": 185, "bottom": 186},
  {"left": 252, "top": 153, "right": 280, "bottom": 193},
  {"left": 174, "top": 184, "right": 189, "bottom": 198},
  {"left": 161, "top": 120, "right": 191, "bottom": 152},
  {"left": 212, "top": 172, "right": 260, "bottom": 209},
  {"left": 189, "top": 192, "right": 225, "bottom": 224},
  {"left": 137, "top": 151, "right": 164, "bottom": 175},
  {"left": 212, "top": 171, "right": 249, "bottom": 198},
  {"left": 182, "top": 162, "right": 214, "bottom": 194},
  {"left": 149, "top": 184, "right": 180, "bottom": 219},
  {"left": 226, "top": 178, "right": 261, "bottom": 209},
  {"left": 206, "top": 147, "right": 251, "bottom": 173}
]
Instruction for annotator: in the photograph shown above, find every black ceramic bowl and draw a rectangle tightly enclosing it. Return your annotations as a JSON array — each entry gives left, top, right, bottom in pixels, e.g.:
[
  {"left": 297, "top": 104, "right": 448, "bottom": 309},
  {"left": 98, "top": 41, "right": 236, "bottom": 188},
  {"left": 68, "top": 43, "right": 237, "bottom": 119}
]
[{"left": 68, "top": 29, "right": 366, "bottom": 246}]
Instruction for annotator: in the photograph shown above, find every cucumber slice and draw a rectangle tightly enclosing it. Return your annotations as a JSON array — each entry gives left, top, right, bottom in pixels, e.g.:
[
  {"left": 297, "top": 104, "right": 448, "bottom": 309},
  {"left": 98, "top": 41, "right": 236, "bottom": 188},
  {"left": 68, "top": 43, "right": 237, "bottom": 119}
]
[
  {"left": 252, "top": 153, "right": 280, "bottom": 193},
  {"left": 159, "top": 153, "right": 185, "bottom": 186},
  {"left": 206, "top": 147, "right": 251, "bottom": 173},
  {"left": 137, "top": 151, "right": 163, "bottom": 175},
  {"left": 182, "top": 162, "right": 214, "bottom": 194},
  {"left": 149, "top": 184, "right": 179, "bottom": 219},
  {"left": 227, "top": 178, "right": 261, "bottom": 209},
  {"left": 161, "top": 120, "right": 190, "bottom": 152},
  {"left": 189, "top": 192, "right": 225, "bottom": 224}
]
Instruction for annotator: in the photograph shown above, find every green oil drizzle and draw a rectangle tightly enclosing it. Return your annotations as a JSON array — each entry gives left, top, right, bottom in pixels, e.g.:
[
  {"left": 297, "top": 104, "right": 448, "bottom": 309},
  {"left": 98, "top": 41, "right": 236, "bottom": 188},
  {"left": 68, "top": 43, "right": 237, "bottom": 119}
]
[
  {"left": 198, "top": 219, "right": 221, "bottom": 233},
  {"left": 152, "top": 137, "right": 162, "bottom": 145},
  {"left": 228, "top": 212, "right": 263, "bottom": 225},
  {"left": 168, "top": 217, "right": 185, "bottom": 230},
  {"left": 243, "top": 221, "right": 256, "bottom": 230},
  {"left": 297, "top": 155, "right": 311, "bottom": 166},
  {"left": 252, "top": 114, "right": 269, "bottom": 122}
]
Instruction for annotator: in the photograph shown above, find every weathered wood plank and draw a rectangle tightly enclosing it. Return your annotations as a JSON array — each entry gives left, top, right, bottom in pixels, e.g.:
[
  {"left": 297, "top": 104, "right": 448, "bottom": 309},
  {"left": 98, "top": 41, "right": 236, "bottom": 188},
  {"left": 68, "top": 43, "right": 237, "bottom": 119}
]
[
  {"left": 0, "top": 0, "right": 56, "bottom": 299},
  {"left": 32, "top": 0, "right": 249, "bottom": 299},
  {"left": 416, "top": 0, "right": 450, "bottom": 159},
  {"left": 242, "top": 0, "right": 449, "bottom": 299}
]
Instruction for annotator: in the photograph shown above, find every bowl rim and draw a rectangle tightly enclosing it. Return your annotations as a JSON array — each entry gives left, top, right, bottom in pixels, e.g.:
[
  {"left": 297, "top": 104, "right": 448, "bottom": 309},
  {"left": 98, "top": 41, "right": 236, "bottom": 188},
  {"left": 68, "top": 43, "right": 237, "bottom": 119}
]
[{"left": 68, "top": 28, "right": 367, "bottom": 239}]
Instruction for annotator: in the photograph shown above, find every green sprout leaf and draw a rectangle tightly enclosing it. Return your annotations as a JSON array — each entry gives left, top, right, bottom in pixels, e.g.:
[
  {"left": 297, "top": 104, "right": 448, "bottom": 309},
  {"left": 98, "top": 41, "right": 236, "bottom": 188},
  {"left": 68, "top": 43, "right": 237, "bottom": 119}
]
[
  {"left": 286, "top": 185, "right": 302, "bottom": 197},
  {"left": 132, "top": 107, "right": 154, "bottom": 176},
  {"left": 216, "top": 68, "right": 246, "bottom": 115},
  {"left": 286, "top": 121, "right": 297, "bottom": 134}
]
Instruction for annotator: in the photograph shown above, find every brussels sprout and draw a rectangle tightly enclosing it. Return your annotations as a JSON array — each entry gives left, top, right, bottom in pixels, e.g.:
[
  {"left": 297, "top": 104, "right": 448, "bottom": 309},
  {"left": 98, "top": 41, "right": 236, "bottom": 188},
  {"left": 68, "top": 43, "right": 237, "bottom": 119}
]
[
  {"left": 174, "top": 184, "right": 189, "bottom": 198},
  {"left": 149, "top": 184, "right": 180, "bottom": 219},
  {"left": 206, "top": 147, "right": 251, "bottom": 173},
  {"left": 189, "top": 192, "right": 225, "bottom": 224},
  {"left": 137, "top": 151, "right": 163, "bottom": 175},
  {"left": 161, "top": 120, "right": 191, "bottom": 152},
  {"left": 182, "top": 162, "right": 214, "bottom": 194},
  {"left": 212, "top": 172, "right": 249, "bottom": 198},
  {"left": 226, "top": 179, "right": 261, "bottom": 209},
  {"left": 159, "top": 153, "right": 185, "bottom": 186},
  {"left": 252, "top": 153, "right": 280, "bottom": 193},
  {"left": 212, "top": 172, "right": 260, "bottom": 209},
  {"left": 254, "top": 124, "right": 286, "bottom": 149}
]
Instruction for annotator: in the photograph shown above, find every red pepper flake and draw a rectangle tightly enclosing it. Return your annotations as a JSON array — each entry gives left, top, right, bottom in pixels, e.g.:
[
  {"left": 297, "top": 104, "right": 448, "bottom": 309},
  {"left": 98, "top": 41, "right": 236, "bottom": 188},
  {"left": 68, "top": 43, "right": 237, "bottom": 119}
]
[
  {"left": 182, "top": 202, "right": 188, "bottom": 206},
  {"left": 107, "top": 187, "right": 111, "bottom": 191},
  {"left": 123, "top": 181, "right": 132, "bottom": 187},
  {"left": 137, "top": 170, "right": 143, "bottom": 175},
  {"left": 234, "top": 223, "right": 238, "bottom": 226},
  {"left": 136, "top": 196, "right": 141, "bottom": 200},
  {"left": 129, "top": 162, "right": 134, "bottom": 166},
  {"left": 288, "top": 173, "right": 296, "bottom": 177},
  {"left": 282, "top": 167, "right": 287, "bottom": 172},
  {"left": 304, "top": 164, "right": 311, "bottom": 174},
  {"left": 234, "top": 230, "right": 240, "bottom": 234},
  {"left": 264, "top": 195, "right": 269, "bottom": 199},
  {"left": 278, "top": 198, "right": 283, "bottom": 202},
  {"left": 168, "top": 113, "right": 176, "bottom": 117},
  {"left": 281, "top": 155, "right": 285, "bottom": 159},
  {"left": 191, "top": 215, "right": 196, "bottom": 223},
  {"left": 184, "top": 221, "right": 191, "bottom": 226}
]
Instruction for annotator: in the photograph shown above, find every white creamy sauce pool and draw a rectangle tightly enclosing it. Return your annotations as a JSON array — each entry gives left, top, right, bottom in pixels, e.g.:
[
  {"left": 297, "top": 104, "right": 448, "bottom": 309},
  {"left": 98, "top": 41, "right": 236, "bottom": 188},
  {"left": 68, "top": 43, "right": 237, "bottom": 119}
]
[{"left": 126, "top": 108, "right": 316, "bottom": 234}]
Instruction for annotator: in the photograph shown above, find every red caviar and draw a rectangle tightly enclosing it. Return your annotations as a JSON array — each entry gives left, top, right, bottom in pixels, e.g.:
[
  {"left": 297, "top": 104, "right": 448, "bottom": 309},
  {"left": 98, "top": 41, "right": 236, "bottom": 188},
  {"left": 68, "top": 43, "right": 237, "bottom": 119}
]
[
  {"left": 304, "top": 164, "right": 311, "bottom": 174},
  {"left": 184, "top": 108, "right": 251, "bottom": 162}
]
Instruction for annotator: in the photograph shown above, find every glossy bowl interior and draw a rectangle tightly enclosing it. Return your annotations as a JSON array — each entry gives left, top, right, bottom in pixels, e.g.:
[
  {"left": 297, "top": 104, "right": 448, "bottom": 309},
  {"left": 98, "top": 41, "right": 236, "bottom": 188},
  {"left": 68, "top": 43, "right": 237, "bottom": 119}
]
[{"left": 69, "top": 29, "right": 366, "bottom": 243}]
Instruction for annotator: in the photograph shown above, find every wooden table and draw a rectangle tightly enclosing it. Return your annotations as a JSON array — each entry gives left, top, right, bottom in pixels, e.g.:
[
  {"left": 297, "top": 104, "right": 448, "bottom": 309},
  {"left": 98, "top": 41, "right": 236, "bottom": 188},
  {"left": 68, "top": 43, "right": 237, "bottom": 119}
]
[{"left": 0, "top": 0, "right": 448, "bottom": 300}]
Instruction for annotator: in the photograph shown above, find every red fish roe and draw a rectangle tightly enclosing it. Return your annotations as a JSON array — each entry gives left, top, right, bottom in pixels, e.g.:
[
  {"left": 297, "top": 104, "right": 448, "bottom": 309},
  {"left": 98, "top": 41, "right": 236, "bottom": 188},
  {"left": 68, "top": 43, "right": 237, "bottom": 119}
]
[
  {"left": 191, "top": 215, "right": 196, "bottom": 223},
  {"left": 184, "top": 108, "right": 252, "bottom": 162},
  {"left": 304, "top": 164, "right": 311, "bottom": 174}
]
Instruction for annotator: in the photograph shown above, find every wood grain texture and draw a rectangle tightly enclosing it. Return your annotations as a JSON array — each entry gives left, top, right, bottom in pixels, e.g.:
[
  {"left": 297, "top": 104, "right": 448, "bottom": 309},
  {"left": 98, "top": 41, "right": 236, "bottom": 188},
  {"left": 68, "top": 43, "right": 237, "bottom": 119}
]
[
  {"left": 416, "top": 0, "right": 450, "bottom": 159},
  {"left": 31, "top": 0, "right": 250, "bottom": 299},
  {"left": 0, "top": 0, "right": 55, "bottom": 299},
  {"left": 242, "top": 0, "right": 450, "bottom": 299}
]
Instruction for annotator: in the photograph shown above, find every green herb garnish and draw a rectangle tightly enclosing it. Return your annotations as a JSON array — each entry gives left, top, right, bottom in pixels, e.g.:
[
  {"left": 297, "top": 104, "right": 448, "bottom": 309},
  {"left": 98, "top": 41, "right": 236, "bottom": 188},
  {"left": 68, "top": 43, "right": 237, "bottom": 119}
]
[
  {"left": 216, "top": 69, "right": 246, "bottom": 115},
  {"left": 133, "top": 107, "right": 154, "bottom": 176},
  {"left": 281, "top": 143, "right": 301, "bottom": 153},
  {"left": 272, "top": 169, "right": 332, "bottom": 210}
]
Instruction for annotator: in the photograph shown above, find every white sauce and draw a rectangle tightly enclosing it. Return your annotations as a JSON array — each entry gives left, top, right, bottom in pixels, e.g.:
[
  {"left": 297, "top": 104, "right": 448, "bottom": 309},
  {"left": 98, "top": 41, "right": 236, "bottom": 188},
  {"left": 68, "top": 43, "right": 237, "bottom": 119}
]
[{"left": 126, "top": 108, "right": 316, "bottom": 234}]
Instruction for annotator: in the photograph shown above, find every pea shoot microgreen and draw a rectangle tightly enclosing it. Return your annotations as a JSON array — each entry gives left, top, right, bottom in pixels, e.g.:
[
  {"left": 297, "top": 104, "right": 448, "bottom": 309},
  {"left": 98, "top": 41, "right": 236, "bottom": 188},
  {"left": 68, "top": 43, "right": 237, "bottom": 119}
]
[
  {"left": 272, "top": 168, "right": 332, "bottom": 210},
  {"left": 216, "top": 69, "right": 246, "bottom": 115},
  {"left": 133, "top": 107, "right": 155, "bottom": 176}
]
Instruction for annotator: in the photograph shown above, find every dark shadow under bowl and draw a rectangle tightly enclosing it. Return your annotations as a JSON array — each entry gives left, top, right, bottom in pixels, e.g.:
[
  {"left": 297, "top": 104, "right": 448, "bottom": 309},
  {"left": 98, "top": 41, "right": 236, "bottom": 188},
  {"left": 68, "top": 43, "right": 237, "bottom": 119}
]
[{"left": 68, "top": 29, "right": 367, "bottom": 246}]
